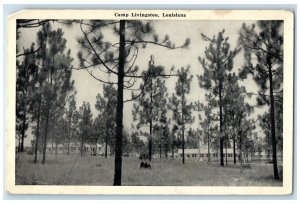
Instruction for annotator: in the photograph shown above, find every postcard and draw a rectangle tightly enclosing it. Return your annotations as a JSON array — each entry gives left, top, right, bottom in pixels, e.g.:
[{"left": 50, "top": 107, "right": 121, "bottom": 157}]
[{"left": 6, "top": 9, "right": 294, "bottom": 195}]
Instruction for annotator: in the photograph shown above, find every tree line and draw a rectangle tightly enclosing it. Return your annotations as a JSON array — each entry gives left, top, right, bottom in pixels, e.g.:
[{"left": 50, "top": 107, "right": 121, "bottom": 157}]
[{"left": 16, "top": 20, "right": 283, "bottom": 185}]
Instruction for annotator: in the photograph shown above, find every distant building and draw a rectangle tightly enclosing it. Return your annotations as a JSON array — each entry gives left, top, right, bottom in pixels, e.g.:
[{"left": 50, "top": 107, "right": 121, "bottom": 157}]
[
  {"left": 44, "top": 143, "right": 111, "bottom": 156},
  {"left": 177, "top": 147, "right": 282, "bottom": 163},
  {"left": 176, "top": 140, "right": 282, "bottom": 162}
]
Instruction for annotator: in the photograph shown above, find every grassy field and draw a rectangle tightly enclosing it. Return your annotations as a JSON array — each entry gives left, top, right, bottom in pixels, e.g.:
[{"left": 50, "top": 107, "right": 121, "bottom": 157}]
[{"left": 15, "top": 153, "right": 283, "bottom": 186}]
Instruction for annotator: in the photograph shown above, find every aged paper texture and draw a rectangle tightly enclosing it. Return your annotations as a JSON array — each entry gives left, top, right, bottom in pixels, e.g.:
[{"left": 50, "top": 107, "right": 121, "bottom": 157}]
[{"left": 6, "top": 9, "right": 294, "bottom": 195}]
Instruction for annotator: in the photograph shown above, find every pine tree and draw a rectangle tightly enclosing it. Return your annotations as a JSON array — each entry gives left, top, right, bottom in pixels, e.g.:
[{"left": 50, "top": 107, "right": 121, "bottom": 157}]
[
  {"left": 169, "top": 66, "right": 194, "bottom": 164},
  {"left": 65, "top": 92, "right": 78, "bottom": 154},
  {"left": 31, "top": 23, "right": 51, "bottom": 163},
  {"left": 197, "top": 94, "right": 218, "bottom": 162},
  {"left": 16, "top": 21, "right": 51, "bottom": 156},
  {"left": 95, "top": 84, "right": 118, "bottom": 158},
  {"left": 160, "top": 110, "right": 171, "bottom": 158},
  {"left": 40, "top": 26, "right": 74, "bottom": 164},
  {"left": 87, "top": 118, "right": 100, "bottom": 156},
  {"left": 50, "top": 105, "right": 68, "bottom": 154},
  {"left": 222, "top": 73, "right": 253, "bottom": 164},
  {"left": 198, "top": 30, "right": 240, "bottom": 166},
  {"left": 153, "top": 108, "right": 171, "bottom": 158},
  {"left": 16, "top": 43, "right": 38, "bottom": 152},
  {"left": 170, "top": 125, "right": 179, "bottom": 159},
  {"left": 93, "top": 115, "right": 105, "bottom": 154},
  {"left": 132, "top": 57, "right": 169, "bottom": 161},
  {"left": 78, "top": 102, "right": 93, "bottom": 156},
  {"left": 238, "top": 21, "right": 283, "bottom": 180}
]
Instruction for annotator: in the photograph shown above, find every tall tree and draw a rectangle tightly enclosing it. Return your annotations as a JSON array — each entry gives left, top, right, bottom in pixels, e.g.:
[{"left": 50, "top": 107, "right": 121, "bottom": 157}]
[
  {"left": 254, "top": 136, "right": 264, "bottom": 162},
  {"left": 238, "top": 21, "right": 283, "bottom": 180},
  {"left": 153, "top": 108, "right": 171, "bottom": 158},
  {"left": 16, "top": 21, "right": 55, "bottom": 156},
  {"left": 258, "top": 104, "right": 283, "bottom": 162},
  {"left": 95, "top": 84, "right": 118, "bottom": 158},
  {"left": 197, "top": 95, "right": 218, "bottom": 162},
  {"left": 160, "top": 111, "right": 171, "bottom": 158},
  {"left": 16, "top": 43, "right": 38, "bottom": 152},
  {"left": 198, "top": 30, "right": 240, "bottom": 166},
  {"left": 169, "top": 67, "right": 194, "bottom": 164},
  {"left": 65, "top": 93, "right": 78, "bottom": 154},
  {"left": 132, "top": 57, "right": 169, "bottom": 161},
  {"left": 40, "top": 26, "right": 74, "bottom": 164},
  {"left": 170, "top": 125, "right": 179, "bottom": 159},
  {"left": 16, "top": 21, "right": 74, "bottom": 160},
  {"left": 78, "top": 102, "right": 93, "bottom": 156},
  {"left": 31, "top": 23, "right": 51, "bottom": 163},
  {"left": 222, "top": 73, "right": 253, "bottom": 164},
  {"left": 50, "top": 110, "right": 68, "bottom": 154}
]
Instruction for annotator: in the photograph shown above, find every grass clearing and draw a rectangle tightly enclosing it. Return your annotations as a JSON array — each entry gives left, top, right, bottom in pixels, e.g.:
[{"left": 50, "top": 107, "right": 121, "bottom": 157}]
[{"left": 15, "top": 153, "right": 282, "bottom": 186}]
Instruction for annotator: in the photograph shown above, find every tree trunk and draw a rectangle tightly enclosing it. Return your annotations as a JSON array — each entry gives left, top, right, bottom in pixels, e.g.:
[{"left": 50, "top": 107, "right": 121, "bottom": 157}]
[
  {"left": 67, "top": 129, "right": 71, "bottom": 155},
  {"left": 219, "top": 83, "right": 224, "bottom": 166},
  {"left": 68, "top": 114, "right": 73, "bottom": 155},
  {"left": 20, "top": 111, "right": 26, "bottom": 152},
  {"left": 105, "top": 120, "right": 109, "bottom": 158},
  {"left": 18, "top": 136, "right": 21, "bottom": 153},
  {"left": 42, "top": 52, "right": 53, "bottom": 164},
  {"left": 208, "top": 133, "right": 210, "bottom": 162},
  {"left": 171, "top": 134, "right": 174, "bottom": 159},
  {"left": 181, "top": 80, "right": 185, "bottom": 164},
  {"left": 148, "top": 135, "right": 152, "bottom": 161},
  {"left": 51, "top": 135, "right": 54, "bottom": 154},
  {"left": 159, "top": 137, "right": 162, "bottom": 159},
  {"left": 55, "top": 142, "right": 58, "bottom": 155},
  {"left": 238, "top": 119, "right": 242, "bottom": 163},
  {"left": 80, "top": 137, "right": 84, "bottom": 157},
  {"left": 225, "top": 137, "right": 228, "bottom": 166},
  {"left": 224, "top": 112, "right": 228, "bottom": 166},
  {"left": 233, "top": 137, "right": 236, "bottom": 164},
  {"left": 105, "top": 134, "right": 108, "bottom": 158},
  {"left": 148, "top": 78, "right": 153, "bottom": 161},
  {"left": 34, "top": 101, "right": 41, "bottom": 163},
  {"left": 165, "top": 147, "right": 168, "bottom": 158},
  {"left": 220, "top": 138, "right": 224, "bottom": 165},
  {"left": 267, "top": 59, "right": 279, "bottom": 180},
  {"left": 182, "top": 127, "right": 185, "bottom": 164},
  {"left": 113, "top": 20, "right": 125, "bottom": 186},
  {"left": 239, "top": 135, "right": 242, "bottom": 163},
  {"left": 42, "top": 108, "right": 50, "bottom": 164}
]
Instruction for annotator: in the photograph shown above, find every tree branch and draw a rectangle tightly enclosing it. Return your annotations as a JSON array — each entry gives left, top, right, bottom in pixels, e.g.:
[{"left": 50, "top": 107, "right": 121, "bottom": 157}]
[
  {"left": 79, "top": 20, "right": 119, "bottom": 76},
  {"left": 125, "top": 40, "right": 185, "bottom": 50},
  {"left": 85, "top": 69, "right": 117, "bottom": 85},
  {"left": 16, "top": 43, "right": 42, "bottom": 58}
]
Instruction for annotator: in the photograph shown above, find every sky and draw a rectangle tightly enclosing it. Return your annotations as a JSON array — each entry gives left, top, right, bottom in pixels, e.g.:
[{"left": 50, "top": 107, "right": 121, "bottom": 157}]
[{"left": 18, "top": 19, "right": 265, "bottom": 145}]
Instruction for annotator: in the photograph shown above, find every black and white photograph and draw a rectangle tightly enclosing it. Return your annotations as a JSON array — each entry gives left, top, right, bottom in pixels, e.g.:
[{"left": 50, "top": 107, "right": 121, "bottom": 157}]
[{"left": 6, "top": 9, "right": 294, "bottom": 195}]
